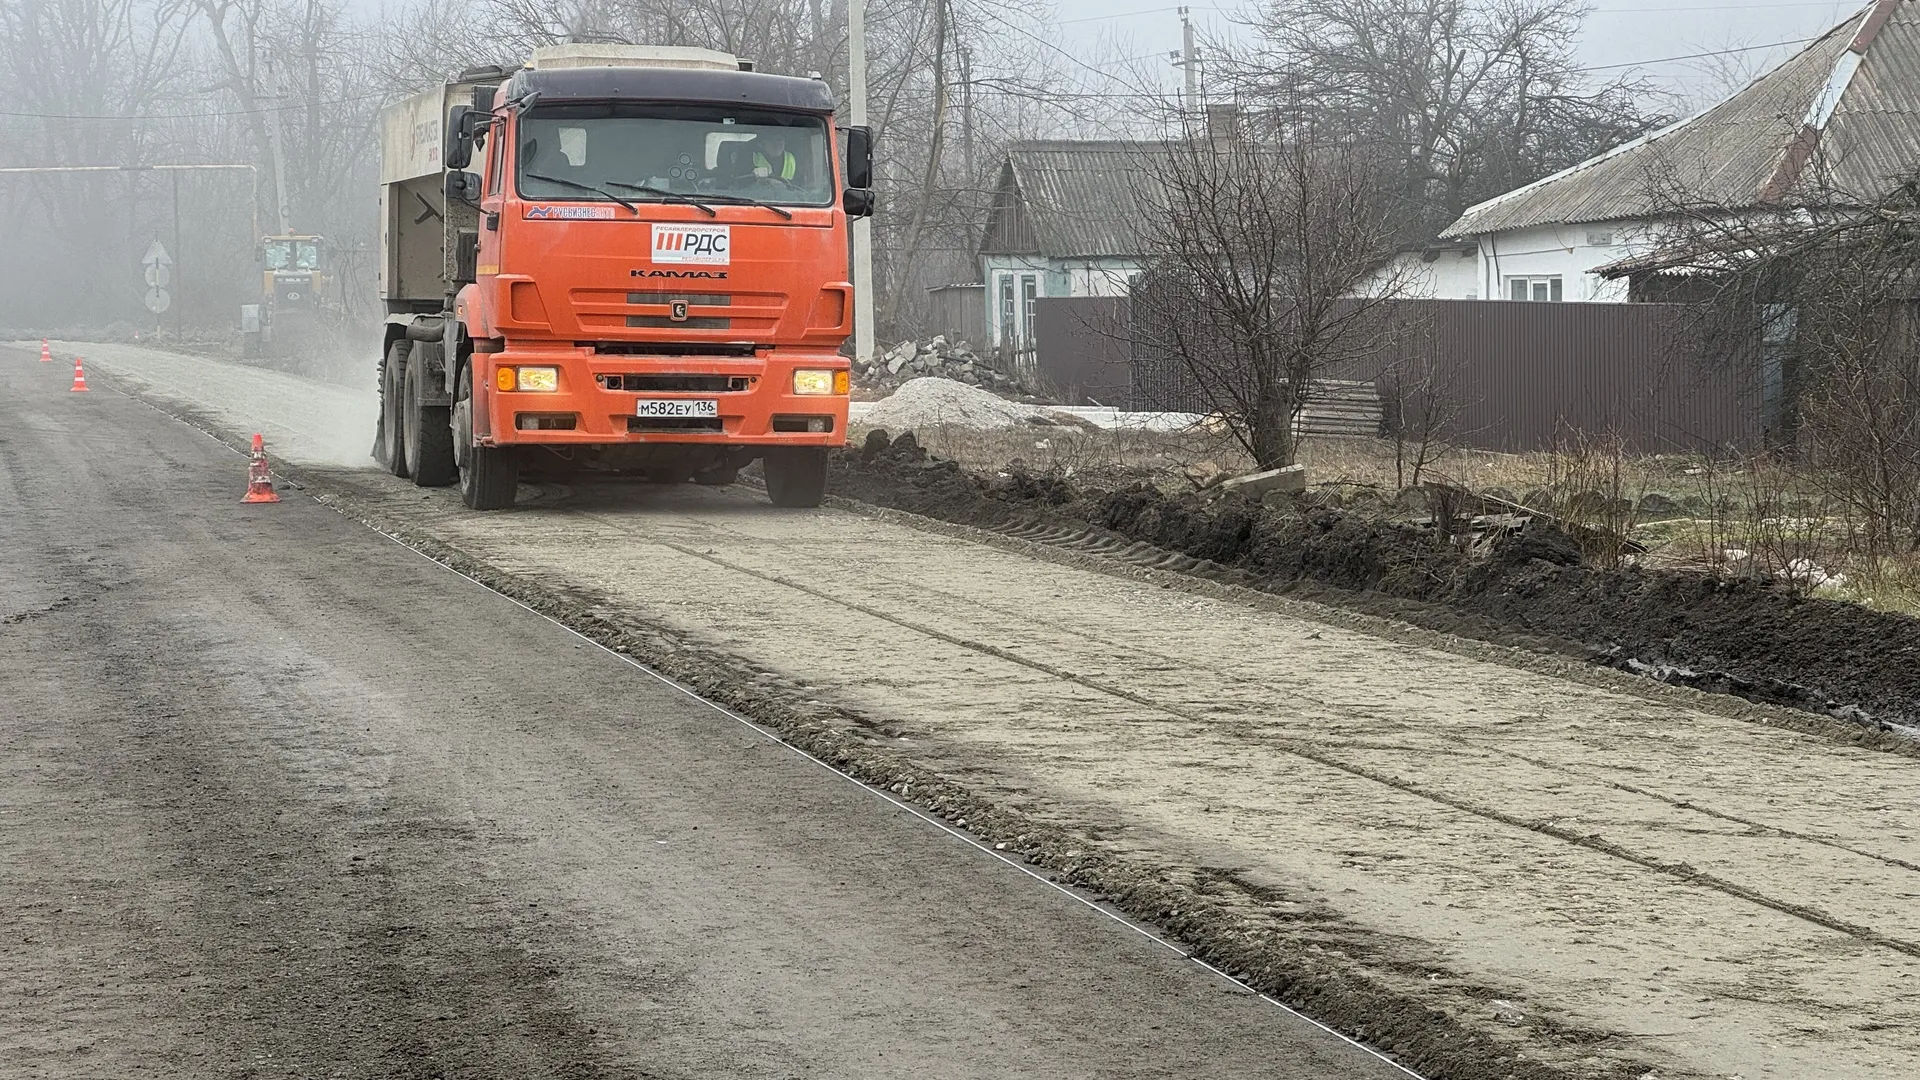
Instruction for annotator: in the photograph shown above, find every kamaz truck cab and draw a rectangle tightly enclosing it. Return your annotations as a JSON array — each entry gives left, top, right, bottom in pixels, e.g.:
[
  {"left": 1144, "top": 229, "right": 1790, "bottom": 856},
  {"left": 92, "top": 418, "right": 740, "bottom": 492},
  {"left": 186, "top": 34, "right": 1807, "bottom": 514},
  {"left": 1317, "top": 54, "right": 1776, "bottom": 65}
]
[{"left": 375, "top": 44, "right": 874, "bottom": 509}]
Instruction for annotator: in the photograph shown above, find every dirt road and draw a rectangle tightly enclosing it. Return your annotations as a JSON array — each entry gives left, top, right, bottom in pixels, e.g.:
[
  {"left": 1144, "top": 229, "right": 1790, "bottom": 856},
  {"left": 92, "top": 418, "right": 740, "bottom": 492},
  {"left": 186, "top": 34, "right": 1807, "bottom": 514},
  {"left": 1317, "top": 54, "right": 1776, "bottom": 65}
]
[
  {"left": 40, "top": 342, "right": 1920, "bottom": 1080},
  {"left": 0, "top": 344, "right": 1415, "bottom": 1078}
]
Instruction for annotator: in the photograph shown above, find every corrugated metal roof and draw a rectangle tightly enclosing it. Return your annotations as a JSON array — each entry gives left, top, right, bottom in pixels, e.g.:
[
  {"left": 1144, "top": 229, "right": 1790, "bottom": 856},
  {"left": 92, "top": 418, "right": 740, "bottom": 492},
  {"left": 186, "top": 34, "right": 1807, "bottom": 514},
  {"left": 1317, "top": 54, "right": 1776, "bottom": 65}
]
[
  {"left": 1820, "top": 7, "right": 1920, "bottom": 192},
  {"left": 1441, "top": 2, "right": 1920, "bottom": 238},
  {"left": 982, "top": 141, "right": 1167, "bottom": 259}
]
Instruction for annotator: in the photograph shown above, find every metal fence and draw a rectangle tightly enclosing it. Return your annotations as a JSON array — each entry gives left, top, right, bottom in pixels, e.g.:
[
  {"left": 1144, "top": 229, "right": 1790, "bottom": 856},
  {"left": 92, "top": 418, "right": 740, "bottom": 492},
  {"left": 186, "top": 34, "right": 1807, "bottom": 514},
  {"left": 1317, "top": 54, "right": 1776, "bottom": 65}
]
[
  {"left": 1377, "top": 300, "right": 1761, "bottom": 453},
  {"left": 1110, "top": 294, "right": 1763, "bottom": 454},
  {"left": 1033, "top": 297, "right": 1132, "bottom": 405}
]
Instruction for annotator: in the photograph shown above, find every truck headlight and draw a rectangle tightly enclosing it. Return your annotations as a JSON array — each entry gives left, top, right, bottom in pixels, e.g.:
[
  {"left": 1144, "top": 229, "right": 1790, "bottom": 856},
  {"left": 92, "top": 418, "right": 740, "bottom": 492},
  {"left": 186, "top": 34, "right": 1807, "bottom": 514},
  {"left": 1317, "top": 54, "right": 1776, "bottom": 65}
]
[
  {"left": 793, "top": 369, "right": 840, "bottom": 395},
  {"left": 515, "top": 366, "right": 559, "bottom": 392}
]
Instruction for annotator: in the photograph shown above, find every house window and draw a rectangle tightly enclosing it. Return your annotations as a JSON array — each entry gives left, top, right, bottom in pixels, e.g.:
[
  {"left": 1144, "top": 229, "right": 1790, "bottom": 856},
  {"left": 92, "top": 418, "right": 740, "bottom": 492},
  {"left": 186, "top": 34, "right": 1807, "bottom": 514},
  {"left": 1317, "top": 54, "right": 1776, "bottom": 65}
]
[
  {"left": 1020, "top": 274, "right": 1038, "bottom": 346},
  {"left": 1507, "top": 275, "right": 1563, "bottom": 302},
  {"left": 998, "top": 274, "right": 1016, "bottom": 345}
]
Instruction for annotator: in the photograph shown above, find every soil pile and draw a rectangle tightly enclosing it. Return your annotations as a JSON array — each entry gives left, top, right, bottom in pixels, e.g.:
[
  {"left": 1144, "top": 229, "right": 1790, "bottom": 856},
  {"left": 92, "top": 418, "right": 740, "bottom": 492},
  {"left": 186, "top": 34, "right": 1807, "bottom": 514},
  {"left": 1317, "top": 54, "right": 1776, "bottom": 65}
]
[{"left": 836, "top": 431, "right": 1920, "bottom": 730}]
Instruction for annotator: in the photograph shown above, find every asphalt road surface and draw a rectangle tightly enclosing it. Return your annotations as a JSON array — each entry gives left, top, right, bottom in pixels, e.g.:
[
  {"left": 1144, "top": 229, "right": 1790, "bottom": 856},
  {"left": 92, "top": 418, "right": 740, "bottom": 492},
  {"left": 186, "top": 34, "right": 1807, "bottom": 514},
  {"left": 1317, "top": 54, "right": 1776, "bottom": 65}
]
[{"left": 0, "top": 344, "right": 1414, "bottom": 1079}]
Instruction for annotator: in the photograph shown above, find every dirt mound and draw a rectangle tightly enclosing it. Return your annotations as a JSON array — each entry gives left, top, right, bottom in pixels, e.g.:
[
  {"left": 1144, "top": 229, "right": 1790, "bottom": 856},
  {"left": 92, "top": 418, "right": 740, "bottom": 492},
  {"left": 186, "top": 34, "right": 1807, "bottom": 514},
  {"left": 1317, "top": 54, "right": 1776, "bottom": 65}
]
[{"left": 835, "top": 432, "right": 1920, "bottom": 730}]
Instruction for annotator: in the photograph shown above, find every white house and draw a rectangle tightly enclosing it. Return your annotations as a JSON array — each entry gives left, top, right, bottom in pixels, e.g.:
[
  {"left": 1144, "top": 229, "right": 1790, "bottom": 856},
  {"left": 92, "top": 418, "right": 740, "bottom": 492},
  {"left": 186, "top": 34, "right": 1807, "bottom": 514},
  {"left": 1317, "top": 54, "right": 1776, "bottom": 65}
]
[
  {"left": 1431, "top": 0, "right": 1920, "bottom": 302},
  {"left": 975, "top": 141, "right": 1161, "bottom": 348},
  {"left": 1359, "top": 241, "right": 1482, "bottom": 299}
]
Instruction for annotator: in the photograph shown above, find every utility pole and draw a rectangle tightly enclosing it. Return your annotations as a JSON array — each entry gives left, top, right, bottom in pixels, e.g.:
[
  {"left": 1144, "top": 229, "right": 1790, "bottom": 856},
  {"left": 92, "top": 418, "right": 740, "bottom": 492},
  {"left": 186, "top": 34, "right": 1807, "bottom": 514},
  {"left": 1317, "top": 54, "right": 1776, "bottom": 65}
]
[
  {"left": 960, "top": 44, "right": 975, "bottom": 182},
  {"left": 1170, "top": 7, "right": 1199, "bottom": 113},
  {"left": 262, "top": 49, "right": 293, "bottom": 235},
  {"left": 171, "top": 170, "right": 183, "bottom": 337},
  {"left": 849, "top": 0, "right": 875, "bottom": 365}
]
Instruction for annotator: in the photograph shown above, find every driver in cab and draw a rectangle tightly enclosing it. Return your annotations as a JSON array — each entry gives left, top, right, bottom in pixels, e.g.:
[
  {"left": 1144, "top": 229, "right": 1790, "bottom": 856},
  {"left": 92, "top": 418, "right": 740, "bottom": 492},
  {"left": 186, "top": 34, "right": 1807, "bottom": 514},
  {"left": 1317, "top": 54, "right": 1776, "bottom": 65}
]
[{"left": 751, "top": 132, "right": 796, "bottom": 182}]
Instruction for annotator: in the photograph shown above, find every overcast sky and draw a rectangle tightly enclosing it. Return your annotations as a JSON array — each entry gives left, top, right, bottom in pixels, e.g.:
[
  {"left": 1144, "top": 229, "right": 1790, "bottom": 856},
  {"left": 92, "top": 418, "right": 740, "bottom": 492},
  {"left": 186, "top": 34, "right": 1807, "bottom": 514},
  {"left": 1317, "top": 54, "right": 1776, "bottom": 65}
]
[{"left": 1051, "top": 0, "right": 1868, "bottom": 109}]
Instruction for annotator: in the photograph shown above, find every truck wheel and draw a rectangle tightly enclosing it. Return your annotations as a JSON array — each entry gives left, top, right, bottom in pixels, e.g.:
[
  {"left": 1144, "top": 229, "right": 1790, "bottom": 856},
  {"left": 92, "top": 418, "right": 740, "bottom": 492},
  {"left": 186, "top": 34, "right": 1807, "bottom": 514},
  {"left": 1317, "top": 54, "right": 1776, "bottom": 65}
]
[
  {"left": 404, "top": 351, "right": 456, "bottom": 487},
  {"left": 762, "top": 448, "right": 828, "bottom": 508},
  {"left": 455, "top": 365, "right": 519, "bottom": 510},
  {"left": 379, "top": 340, "right": 410, "bottom": 478}
]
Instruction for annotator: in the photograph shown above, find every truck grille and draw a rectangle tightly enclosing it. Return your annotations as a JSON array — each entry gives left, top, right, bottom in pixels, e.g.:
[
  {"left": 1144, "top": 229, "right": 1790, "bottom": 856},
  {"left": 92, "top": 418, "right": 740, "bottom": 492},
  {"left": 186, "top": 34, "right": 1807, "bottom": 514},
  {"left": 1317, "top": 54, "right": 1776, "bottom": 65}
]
[
  {"left": 628, "top": 416, "right": 724, "bottom": 433},
  {"left": 582, "top": 342, "right": 757, "bottom": 357},
  {"left": 598, "top": 374, "right": 752, "bottom": 392},
  {"left": 627, "top": 291, "right": 731, "bottom": 305},
  {"left": 627, "top": 315, "right": 731, "bottom": 330}
]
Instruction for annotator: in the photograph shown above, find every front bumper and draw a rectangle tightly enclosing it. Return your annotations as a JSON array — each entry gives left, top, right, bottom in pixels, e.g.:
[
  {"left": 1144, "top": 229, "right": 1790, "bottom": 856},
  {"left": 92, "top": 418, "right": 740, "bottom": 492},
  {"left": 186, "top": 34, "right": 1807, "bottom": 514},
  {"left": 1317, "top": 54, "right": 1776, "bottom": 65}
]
[{"left": 477, "top": 346, "right": 850, "bottom": 447}]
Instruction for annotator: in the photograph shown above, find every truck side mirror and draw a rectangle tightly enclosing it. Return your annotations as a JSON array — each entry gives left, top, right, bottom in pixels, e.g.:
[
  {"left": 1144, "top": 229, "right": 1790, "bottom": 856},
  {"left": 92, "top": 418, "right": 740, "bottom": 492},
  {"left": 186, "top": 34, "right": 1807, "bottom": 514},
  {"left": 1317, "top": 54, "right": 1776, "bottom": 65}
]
[
  {"left": 445, "top": 105, "right": 474, "bottom": 170},
  {"left": 444, "top": 170, "right": 482, "bottom": 203},
  {"left": 842, "top": 188, "right": 875, "bottom": 219},
  {"left": 843, "top": 125, "right": 873, "bottom": 190}
]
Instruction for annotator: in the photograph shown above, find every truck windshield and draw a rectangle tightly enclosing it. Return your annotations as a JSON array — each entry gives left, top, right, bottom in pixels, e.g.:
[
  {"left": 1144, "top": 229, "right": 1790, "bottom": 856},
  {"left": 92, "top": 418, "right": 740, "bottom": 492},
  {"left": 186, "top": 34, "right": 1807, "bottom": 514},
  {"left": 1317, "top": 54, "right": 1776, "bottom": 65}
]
[
  {"left": 516, "top": 105, "right": 834, "bottom": 209},
  {"left": 263, "top": 239, "right": 320, "bottom": 271}
]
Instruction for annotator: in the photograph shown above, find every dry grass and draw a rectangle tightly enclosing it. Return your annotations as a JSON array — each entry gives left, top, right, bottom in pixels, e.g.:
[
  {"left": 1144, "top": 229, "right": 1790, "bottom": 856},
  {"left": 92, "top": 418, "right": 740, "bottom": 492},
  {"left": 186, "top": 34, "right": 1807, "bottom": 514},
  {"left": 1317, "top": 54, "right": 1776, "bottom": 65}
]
[{"left": 856, "top": 420, "right": 1920, "bottom": 616}]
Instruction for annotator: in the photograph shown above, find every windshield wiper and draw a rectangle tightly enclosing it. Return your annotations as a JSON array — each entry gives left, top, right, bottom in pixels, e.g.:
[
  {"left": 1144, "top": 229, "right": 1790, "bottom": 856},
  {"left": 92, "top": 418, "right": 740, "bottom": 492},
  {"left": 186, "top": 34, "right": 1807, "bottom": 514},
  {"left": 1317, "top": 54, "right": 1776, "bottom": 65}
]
[
  {"left": 693, "top": 192, "right": 795, "bottom": 220},
  {"left": 524, "top": 171, "right": 639, "bottom": 213},
  {"left": 605, "top": 182, "right": 718, "bottom": 217}
]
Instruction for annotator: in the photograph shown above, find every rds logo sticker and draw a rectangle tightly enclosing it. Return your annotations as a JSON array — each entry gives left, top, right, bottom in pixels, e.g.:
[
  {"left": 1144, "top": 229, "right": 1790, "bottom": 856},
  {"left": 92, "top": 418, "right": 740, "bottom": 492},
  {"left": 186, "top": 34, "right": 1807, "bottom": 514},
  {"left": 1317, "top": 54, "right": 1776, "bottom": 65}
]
[{"left": 652, "top": 223, "right": 730, "bottom": 265}]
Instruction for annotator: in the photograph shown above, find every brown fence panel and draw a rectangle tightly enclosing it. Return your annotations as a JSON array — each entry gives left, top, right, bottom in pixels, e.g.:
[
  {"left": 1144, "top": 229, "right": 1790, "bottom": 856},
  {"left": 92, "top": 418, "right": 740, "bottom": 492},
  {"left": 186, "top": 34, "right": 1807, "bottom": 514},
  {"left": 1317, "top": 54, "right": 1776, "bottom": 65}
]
[
  {"left": 1384, "top": 300, "right": 1762, "bottom": 454},
  {"left": 1120, "top": 293, "right": 1762, "bottom": 454},
  {"left": 1034, "top": 297, "right": 1132, "bottom": 406}
]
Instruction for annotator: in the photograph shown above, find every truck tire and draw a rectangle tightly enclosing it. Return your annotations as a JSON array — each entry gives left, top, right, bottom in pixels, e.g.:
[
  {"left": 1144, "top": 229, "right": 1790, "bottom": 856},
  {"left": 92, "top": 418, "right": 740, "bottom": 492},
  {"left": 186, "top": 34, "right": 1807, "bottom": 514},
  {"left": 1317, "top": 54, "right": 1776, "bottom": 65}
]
[
  {"left": 455, "top": 365, "right": 519, "bottom": 510},
  {"left": 762, "top": 447, "right": 828, "bottom": 508},
  {"left": 379, "top": 340, "right": 410, "bottom": 478},
  {"left": 404, "top": 351, "right": 456, "bottom": 487}
]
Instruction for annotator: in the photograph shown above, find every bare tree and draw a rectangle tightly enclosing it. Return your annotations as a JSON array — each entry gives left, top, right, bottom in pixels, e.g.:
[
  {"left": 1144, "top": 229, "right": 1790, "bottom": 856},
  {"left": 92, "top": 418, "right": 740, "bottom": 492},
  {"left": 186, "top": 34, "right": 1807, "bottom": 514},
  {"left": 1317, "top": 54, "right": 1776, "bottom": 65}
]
[
  {"left": 0, "top": 0, "right": 197, "bottom": 327},
  {"left": 1378, "top": 306, "right": 1475, "bottom": 488},
  {"left": 1135, "top": 108, "right": 1408, "bottom": 470},
  {"left": 1218, "top": 0, "right": 1665, "bottom": 239},
  {"left": 1635, "top": 165, "right": 1920, "bottom": 558}
]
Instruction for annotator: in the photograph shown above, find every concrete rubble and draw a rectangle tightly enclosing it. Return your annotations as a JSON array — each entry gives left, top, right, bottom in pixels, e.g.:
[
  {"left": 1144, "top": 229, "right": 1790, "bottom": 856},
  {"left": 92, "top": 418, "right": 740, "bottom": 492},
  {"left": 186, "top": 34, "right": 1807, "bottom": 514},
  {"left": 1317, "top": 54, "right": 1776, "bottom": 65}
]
[
  {"left": 1207, "top": 464, "right": 1308, "bottom": 501},
  {"left": 857, "top": 336, "right": 1041, "bottom": 397}
]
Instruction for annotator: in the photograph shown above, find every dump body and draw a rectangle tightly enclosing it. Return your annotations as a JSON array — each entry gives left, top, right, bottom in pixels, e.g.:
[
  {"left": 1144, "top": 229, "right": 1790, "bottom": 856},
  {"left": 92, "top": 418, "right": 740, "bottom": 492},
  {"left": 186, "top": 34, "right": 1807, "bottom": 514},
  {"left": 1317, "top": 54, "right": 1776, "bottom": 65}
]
[{"left": 375, "top": 46, "right": 868, "bottom": 506}]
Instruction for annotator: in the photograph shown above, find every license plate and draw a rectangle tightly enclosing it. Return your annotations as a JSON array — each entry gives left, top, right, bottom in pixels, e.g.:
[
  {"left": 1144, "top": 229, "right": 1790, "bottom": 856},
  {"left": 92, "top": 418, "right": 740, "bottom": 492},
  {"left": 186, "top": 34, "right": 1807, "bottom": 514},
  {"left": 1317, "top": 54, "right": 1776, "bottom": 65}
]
[{"left": 635, "top": 398, "right": 719, "bottom": 418}]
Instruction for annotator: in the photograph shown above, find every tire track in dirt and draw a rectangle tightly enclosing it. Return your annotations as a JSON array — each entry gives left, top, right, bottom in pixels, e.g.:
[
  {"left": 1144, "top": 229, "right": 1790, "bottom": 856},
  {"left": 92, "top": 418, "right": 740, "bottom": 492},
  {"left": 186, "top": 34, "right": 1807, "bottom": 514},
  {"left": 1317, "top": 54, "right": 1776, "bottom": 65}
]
[
  {"left": 571, "top": 508, "right": 1920, "bottom": 962},
  {"left": 834, "top": 562, "right": 1920, "bottom": 879}
]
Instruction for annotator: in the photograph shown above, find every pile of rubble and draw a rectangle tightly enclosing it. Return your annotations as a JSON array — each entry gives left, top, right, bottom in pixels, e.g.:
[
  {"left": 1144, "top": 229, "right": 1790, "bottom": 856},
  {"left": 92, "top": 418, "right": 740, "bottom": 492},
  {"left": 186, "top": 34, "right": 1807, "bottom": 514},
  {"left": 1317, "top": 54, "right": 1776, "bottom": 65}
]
[{"left": 857, "top": 337, "right": 1041, "bottom": 397}]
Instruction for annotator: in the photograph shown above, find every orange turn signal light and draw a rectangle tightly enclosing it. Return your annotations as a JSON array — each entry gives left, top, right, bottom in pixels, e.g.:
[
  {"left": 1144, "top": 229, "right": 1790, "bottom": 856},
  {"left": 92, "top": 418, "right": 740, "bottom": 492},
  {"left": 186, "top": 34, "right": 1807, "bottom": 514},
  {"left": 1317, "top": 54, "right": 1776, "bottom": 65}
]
[
  {"left": 496, "top": 367, "right": 516, "bottom": 391},
  {"left": 833, "top": 369, "right": 850, "bottom": 395}
]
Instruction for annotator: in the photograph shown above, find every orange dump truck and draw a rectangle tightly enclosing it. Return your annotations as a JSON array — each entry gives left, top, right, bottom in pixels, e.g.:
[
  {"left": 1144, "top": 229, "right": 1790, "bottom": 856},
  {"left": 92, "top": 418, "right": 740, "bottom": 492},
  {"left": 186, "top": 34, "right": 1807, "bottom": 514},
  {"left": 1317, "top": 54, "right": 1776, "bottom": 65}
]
[{"left": 375, "top": 44, "right": 873, "bottom": 508}]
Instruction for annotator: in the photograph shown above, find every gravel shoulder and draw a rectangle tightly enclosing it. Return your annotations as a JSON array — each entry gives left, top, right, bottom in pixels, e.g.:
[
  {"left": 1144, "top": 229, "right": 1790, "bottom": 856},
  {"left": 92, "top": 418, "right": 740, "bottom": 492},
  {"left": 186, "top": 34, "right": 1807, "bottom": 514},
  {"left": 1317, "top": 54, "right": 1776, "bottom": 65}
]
[{"left": 57, "top": 341, "right": 1920, "bottom": 1080}]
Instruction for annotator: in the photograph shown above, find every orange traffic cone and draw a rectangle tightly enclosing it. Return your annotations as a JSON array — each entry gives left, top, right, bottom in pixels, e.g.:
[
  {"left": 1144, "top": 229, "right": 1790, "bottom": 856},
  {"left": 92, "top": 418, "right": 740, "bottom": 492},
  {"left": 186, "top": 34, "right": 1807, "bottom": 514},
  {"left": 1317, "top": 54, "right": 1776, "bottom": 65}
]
[
  {"left": 241, "top": 433, "right": 280, "bottom": 503},
  {"left": 39, "top": 339, "right": 51, "bottom": 363},
  {"left": 69, "top": 356, "right": 89, "bottom": 392}
]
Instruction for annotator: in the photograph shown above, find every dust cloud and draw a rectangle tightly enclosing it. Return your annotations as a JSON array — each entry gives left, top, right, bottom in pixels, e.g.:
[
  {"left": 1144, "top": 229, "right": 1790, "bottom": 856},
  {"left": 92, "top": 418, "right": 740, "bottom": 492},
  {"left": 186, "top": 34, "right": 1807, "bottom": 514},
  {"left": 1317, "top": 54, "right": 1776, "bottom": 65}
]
[{"left": 42, "top": 340, "right": 381, "bottom": 469}]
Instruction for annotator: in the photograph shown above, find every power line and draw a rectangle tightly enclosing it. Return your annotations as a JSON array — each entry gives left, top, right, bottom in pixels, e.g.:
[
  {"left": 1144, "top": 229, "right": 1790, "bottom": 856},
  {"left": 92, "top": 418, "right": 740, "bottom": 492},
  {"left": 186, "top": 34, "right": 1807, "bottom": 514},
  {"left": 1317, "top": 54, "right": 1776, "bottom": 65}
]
[
  {"left": 1590, "top": 1, "right": 1854, "bottom": 12},
  {"left": 0, "top": 91, "right": 387, "bottom": 121},
  {"left": 1576, "top": 35, "right": 1818, "bottom": 72},
  {"left": 1057, "top": 4, "right": 1235, "bottom": 25}
]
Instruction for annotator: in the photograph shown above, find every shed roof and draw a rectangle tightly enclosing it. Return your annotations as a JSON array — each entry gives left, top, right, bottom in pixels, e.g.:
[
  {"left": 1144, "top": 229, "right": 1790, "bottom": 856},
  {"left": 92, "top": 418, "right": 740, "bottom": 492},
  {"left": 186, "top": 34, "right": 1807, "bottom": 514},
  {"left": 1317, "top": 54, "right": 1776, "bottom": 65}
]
[
  {"left": 981, "top": 141, "right": 1167, "bottom": 259},
  {"left": 1442, "top": 0, "right": 1920, "bottom": 238}
]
